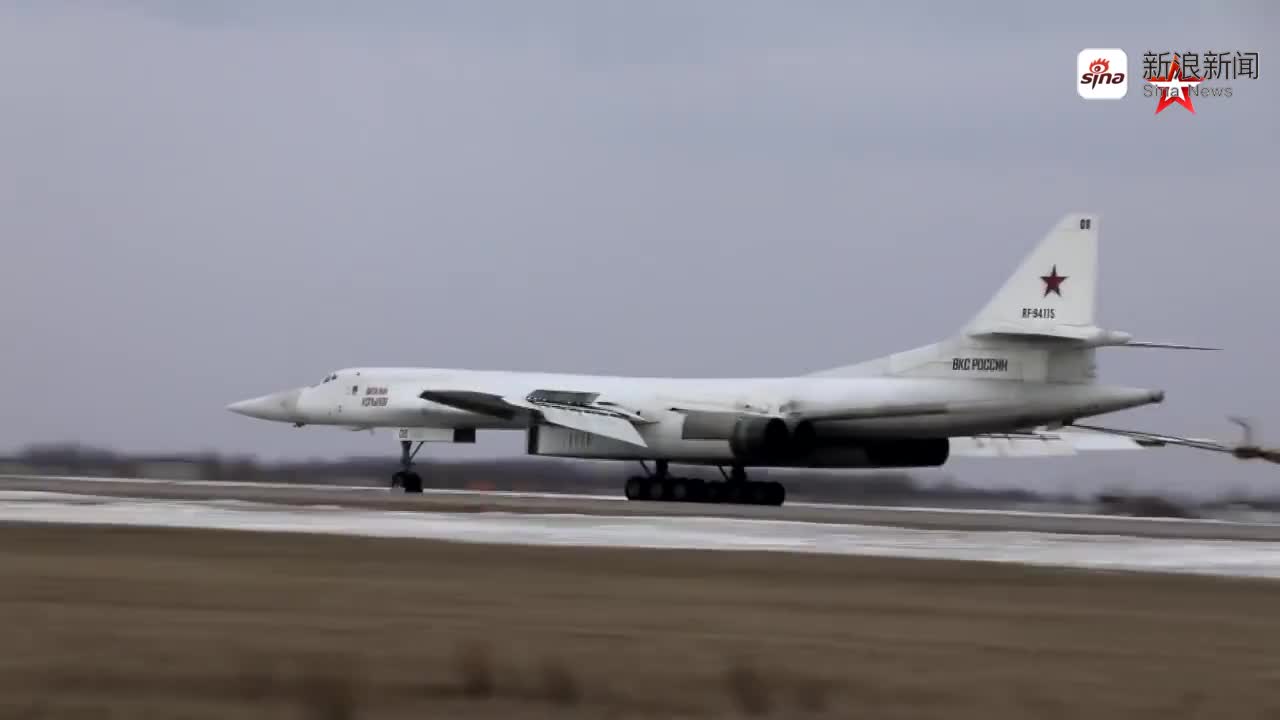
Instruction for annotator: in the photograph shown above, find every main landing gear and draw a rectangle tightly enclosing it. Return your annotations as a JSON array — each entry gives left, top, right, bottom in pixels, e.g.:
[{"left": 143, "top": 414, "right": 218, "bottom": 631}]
[
  {"left": 623, "top": 461, "right": 785, "bottom": 507},
  {"left": 391, "top": 440, "right": 424, "bottom": 493}
]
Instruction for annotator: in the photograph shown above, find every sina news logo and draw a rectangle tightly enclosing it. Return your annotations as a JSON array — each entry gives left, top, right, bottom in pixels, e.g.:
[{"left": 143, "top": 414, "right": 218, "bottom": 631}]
[{"left": 1077, "top": 49, "right": 1128, "bottom": 99}]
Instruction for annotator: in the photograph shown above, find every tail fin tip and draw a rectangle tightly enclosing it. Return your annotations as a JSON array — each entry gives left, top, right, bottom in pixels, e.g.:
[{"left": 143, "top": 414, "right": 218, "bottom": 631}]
[{"left": 964, "top": 212, "right": 1100, "bottom": 338}]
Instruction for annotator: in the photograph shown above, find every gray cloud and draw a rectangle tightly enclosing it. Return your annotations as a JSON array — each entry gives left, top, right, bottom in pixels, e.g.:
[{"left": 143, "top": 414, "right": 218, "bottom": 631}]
[{"left": 1, "top": 1, "right": 1275, "bottom": 495}]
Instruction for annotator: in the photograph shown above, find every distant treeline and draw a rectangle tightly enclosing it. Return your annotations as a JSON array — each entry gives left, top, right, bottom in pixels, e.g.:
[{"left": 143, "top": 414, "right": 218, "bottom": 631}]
[
  {"left": 7, "top": 443, "right": 1277, "bottom": 514},
  {"left": 6, "top": 442, "right": 1045, "bottom": 506}
]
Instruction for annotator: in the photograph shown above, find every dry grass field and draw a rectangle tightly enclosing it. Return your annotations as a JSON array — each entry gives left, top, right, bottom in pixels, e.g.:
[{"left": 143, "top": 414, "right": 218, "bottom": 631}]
[{"left": 1, "top": 522, "right": 1279, "bottom": 719}]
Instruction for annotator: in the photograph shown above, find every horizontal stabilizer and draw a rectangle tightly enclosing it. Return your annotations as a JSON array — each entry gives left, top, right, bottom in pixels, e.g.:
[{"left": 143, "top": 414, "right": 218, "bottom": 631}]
[
  {"left": 1114, "top": 341, "right": 1221, "bottom": 351},
  {"left": 968, "top": 326, "right": 1103, "bottom": 343}
]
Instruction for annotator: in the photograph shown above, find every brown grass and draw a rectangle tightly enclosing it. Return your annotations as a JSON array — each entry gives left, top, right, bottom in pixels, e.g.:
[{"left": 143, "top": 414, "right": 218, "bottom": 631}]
[
  {"left": 535, "top": 655, "right": 580, "bottom": 706},
  {"left": 724, "top": 656, "right": 771, "bottom": 715},
  {"left": 0, "top": 523, "right": 1279, "bottom": 719}
]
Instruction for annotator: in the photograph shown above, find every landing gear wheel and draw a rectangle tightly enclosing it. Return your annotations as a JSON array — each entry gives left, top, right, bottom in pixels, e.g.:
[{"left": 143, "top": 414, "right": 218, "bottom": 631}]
[
  {"left": 765, "top": 481, "right": 786, "bottom": 507},
  {"left": 625, "top": 476, "right": 645, "bottom": 501},
  {"left": 626, "top": 460, "right": 707, "bottom": 502},
  {"left": 686, "top": 478, "right": 707, "bottom": 503},
  {"left": 746, "top": 482, "right": 771, "bottom": 506},
  {"left": 395, "top": 440, "right": 426, "bottom": 494},
  {"left": 646, "top": 479, "right": 668, "bottom": 501},
  {"left": 725, "top": 483, "right": 746, "bottom": 505},
  {"left": 705, "top": 482, "right": 725, "bottom": 504},
  {"left": 669, "top": 478, "right": 690, "bottom": 502}
]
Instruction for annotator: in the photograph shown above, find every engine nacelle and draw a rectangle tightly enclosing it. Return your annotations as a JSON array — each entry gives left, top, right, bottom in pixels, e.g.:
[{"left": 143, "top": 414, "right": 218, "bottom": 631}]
[
  {"left": 859, "top": 437, "right": 950, "bottom": 467},
  {"left": 728, "top": 417, "right": 792, "bottom": 461},
  {"left": 726, "top": 418, "right": 948, "bottom": 467}
]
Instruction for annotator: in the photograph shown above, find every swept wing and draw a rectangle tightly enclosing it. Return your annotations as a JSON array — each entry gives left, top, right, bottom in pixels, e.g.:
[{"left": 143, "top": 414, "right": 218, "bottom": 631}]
[
  {"left": 1070, "top": 419, "right": 1280, "bottom": 463},
  {"left": 952, "top": 420, "right": 1280, "bottom": 462},
  {"left": 421, "top": 389, "right": 650, "bottom": 447}
]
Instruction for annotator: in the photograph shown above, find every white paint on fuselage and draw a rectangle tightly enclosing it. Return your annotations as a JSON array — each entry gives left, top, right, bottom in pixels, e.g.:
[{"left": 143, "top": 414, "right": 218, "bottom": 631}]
[
  {"left": 225, "top": 214, "right": 1182, "bottom": 469},
  {"left": 259, "top": 366, "right": 1161, "bottom": 463}
]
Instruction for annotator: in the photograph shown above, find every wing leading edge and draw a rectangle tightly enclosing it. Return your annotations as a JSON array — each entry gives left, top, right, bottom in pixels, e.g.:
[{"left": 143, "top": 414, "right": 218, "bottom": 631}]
[
  {"left": 420, "top": 389, "right": 650, "bottom": 447},
  {"left": 959, "top": 419, "right": 1279, "bottom": 462},
  {"left": 949, "top": 427, "right": 1157, "bottom": 458},
  {"left": 1069, "top": 419, "right": 1280, "bottom": 463},
  {"left": 419, "top": 389, "right": 1277, "bottom": 464}
]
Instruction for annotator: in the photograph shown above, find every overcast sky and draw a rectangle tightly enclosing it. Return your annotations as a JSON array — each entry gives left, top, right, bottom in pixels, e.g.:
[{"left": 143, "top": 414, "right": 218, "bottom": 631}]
[{"left": 1, "top": 1, "right": 1276, "bottom": 497}]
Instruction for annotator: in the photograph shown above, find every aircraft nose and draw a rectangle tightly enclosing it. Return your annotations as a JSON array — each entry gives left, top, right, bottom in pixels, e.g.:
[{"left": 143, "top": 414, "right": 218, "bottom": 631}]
[{"left": 226, "top": 388, "right": 303, "bottom": 422}]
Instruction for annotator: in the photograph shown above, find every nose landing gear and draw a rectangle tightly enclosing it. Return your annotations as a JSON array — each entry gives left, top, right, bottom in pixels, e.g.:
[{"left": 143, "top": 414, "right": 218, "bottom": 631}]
[{"left": 392, "top": 440, "right": 424, "bottom": 493}]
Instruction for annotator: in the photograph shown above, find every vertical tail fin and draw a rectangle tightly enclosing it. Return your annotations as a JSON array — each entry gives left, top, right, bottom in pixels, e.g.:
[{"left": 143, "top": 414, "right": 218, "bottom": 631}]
[
  {"left": 964, "top": 213, "right": 1099, "bottom": 338},
  {"left": 810, "top": 212, "right": 1102, "bottom": 381},
  {"left": 811, "top": 210, "right": 1209, "bottom": 382}
]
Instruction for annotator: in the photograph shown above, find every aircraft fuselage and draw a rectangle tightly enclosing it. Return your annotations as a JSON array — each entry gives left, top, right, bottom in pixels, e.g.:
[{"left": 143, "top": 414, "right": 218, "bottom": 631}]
[{"left": 229, "top": 366, "right": 1162, "bottom": 467}]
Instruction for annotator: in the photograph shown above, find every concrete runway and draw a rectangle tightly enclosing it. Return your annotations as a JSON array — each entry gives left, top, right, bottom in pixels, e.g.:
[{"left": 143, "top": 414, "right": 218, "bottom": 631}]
[
  {"left": 3, "top": 473, "right": 1280, "bottom": 540},
  {"left": 2, "top": 475, "right": 1280, "bottom": 578}
]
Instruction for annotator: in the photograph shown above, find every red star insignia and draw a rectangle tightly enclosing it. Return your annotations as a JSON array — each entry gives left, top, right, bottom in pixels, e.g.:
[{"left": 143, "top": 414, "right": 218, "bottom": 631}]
[
  {"left": 1041, "top": 265, "right": 1067, "bottom": 297},
  {"left": 1148, "top": 54, "right": 1204, "bottom": 115}
]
